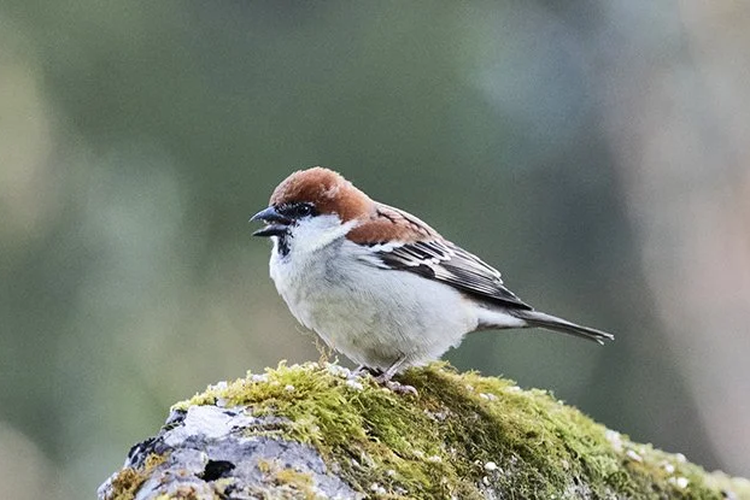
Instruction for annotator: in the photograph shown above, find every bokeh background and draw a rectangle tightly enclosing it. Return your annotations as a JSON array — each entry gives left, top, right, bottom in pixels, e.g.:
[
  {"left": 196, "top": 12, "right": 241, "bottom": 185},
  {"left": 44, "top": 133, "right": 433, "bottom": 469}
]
[{"left": 2, "top": 1, "right": 749, "bottom": 497}]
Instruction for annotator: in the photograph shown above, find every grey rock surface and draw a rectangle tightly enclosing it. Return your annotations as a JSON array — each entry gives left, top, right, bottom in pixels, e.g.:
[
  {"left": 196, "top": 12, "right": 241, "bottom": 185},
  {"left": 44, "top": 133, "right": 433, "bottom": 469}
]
[{"left": 98, "top": 404, "right": 361, "bottom": 500}]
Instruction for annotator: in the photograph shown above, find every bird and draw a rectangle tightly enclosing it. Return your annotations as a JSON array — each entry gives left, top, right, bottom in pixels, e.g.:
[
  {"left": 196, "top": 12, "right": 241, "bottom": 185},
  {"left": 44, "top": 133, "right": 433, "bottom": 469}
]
[{"left": 251, "top": 167, "right": 613, "bottom": 381}]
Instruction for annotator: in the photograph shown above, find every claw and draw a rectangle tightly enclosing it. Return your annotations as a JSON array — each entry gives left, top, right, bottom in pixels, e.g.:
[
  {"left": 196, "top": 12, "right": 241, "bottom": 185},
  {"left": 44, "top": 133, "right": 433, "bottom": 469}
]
[{"left": 384, "top": 380, "right": 418, "bottom": 396}]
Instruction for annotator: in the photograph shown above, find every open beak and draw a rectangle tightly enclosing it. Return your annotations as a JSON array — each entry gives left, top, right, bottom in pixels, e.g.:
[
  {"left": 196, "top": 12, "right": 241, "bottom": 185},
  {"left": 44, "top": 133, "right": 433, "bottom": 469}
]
[{"left": 250, "top": 206, "right": 291, "bottom": 237}]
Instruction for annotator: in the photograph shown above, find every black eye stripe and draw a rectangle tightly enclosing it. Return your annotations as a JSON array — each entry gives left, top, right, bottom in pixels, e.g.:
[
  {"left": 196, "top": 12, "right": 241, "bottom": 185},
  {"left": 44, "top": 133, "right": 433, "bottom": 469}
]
[{"left": 278, "top": 202, "right": 316, "bottom": 218}]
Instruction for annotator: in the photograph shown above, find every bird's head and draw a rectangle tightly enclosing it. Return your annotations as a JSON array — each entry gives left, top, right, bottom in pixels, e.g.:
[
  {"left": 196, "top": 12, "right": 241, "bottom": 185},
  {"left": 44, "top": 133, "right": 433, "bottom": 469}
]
[{"left": 250, "top": 167, "right": 372, "bottom": 256}]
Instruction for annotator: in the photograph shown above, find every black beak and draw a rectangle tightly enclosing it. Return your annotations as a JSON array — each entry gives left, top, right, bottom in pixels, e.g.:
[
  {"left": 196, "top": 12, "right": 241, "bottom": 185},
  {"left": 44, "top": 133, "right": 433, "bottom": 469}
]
[{"left": 250, "top": 206, "right": 291, "bottom": 237}]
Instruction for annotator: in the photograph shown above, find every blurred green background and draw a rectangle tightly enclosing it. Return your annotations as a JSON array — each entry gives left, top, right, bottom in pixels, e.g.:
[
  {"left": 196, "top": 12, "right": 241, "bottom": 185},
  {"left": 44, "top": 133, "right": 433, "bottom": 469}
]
[{"left": 2, "top": 1, "right": 749, "bottom": 497}]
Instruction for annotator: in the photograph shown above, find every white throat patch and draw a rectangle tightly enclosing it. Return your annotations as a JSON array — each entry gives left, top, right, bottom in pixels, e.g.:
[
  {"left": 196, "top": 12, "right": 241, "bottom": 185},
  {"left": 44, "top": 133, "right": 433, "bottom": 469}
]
[{"left": 282, "top": 215, "right": 359, "bottom": 257}]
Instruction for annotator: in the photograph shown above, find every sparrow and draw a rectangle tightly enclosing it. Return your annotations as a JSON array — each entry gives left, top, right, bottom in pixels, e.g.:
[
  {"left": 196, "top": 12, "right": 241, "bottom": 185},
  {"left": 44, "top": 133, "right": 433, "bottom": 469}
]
[{"left": 251, "top": 167, "right": 613, "bottom": 381}]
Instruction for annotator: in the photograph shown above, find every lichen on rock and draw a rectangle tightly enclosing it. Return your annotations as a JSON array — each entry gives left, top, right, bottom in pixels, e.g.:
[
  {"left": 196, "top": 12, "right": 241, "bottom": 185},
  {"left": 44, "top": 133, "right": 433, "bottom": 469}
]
[{"left": 99, "top": 362, "right": 750, "bottom": 499}]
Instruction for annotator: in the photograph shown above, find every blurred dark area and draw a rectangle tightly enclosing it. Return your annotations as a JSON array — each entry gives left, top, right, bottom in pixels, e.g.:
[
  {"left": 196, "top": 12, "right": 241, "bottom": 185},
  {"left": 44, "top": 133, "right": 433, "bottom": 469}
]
[{"left": 1, "top": 1, "right": 748, "bottom": 496}]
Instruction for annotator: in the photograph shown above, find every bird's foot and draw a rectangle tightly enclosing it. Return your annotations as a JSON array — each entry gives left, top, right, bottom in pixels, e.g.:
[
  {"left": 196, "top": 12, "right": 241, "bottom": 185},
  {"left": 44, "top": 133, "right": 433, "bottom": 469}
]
[
  {"left": 382, "top": 379, "right": 418, "bottom": 396},
  {"left": 354, "top": 357, "right": 417, "bottom": 395},
  {"left": 374, "top": 372, "right": 417, "bottom": 396}
]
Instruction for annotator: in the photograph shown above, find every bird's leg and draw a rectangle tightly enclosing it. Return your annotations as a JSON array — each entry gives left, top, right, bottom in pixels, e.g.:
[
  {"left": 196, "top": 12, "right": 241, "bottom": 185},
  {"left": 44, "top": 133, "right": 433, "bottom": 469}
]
[
  {"left": 375, "top": 356, "right": 418, "bottom": 396},
  {"left": 375, "top": 357, "right": 406, "bottom": 383}
]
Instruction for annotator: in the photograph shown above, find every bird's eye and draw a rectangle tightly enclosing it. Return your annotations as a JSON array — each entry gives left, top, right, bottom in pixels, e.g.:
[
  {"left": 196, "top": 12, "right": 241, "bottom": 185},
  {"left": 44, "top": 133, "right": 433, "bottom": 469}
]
[
  {"left": 278, "top": 202, "right": 315, "bottom": 219},
  {"left": 296, "top": 204, "right": 312, "bottom": 216},
  {"left": 287, "top": 202, "right": 314, "bottom": 218}
]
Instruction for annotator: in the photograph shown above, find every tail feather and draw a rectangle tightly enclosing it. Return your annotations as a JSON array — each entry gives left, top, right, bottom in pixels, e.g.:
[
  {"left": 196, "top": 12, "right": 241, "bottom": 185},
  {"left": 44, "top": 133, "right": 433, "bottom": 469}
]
[{"left": 512, "top": 310, "right": 614, "bottom": 345}]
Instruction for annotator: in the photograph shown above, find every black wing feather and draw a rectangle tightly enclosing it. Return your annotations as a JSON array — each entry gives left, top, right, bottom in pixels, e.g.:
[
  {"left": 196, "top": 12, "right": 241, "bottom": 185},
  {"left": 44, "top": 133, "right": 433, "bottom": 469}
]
[{"left": 373, "top": 240, "right": 533, "bottom": 310}]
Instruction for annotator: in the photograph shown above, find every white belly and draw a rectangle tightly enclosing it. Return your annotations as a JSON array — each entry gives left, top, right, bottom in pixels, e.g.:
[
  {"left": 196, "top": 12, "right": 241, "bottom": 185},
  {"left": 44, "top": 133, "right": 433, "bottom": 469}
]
[{"left": 269, "top": 239, "right": 478, "bottom": 371}]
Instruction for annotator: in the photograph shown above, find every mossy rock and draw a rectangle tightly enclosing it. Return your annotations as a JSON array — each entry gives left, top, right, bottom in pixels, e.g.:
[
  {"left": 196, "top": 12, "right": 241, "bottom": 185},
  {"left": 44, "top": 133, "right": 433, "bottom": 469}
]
[{"left": 99, "top": 362, "right": 750, "bottom": 499}]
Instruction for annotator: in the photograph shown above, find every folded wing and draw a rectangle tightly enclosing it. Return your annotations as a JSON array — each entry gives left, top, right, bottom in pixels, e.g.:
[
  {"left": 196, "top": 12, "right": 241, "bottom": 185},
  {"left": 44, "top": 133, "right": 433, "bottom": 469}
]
[{"left": 349, "top": 203, "right": 532, "bottom": 310}]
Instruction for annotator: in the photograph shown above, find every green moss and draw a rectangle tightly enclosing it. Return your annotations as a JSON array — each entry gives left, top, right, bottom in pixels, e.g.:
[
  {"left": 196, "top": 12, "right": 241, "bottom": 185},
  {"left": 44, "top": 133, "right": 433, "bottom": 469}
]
[
  {"left": 108, "top": 453, "right": 167, "bottom": 500},
  {"left": 256, "top": 458, "right": 320, "bottom": 499},
  {"left": 175, "top": 362, "right": 749, "bottom": 499}
]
